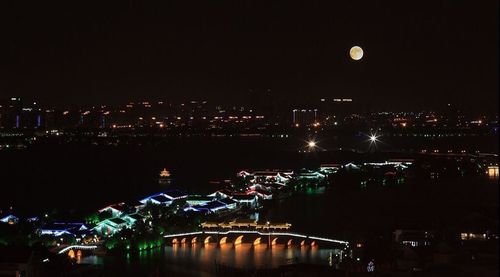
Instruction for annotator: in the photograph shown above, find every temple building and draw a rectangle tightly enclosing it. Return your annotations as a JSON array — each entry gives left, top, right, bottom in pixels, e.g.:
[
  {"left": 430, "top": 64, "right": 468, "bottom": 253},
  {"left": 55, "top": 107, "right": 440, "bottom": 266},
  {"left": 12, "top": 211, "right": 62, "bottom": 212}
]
[
  {"left": 0, "top": 214, "right": 19, "bottom": 225},
  {"left": 39, "top": 222, "right": 90, "bottom": 238},
  {"left": 93, "top": 218, "right": 129, "bottom": 236},
  {"left": 159, "top": 168, "right": 172, "bottom": 185}
]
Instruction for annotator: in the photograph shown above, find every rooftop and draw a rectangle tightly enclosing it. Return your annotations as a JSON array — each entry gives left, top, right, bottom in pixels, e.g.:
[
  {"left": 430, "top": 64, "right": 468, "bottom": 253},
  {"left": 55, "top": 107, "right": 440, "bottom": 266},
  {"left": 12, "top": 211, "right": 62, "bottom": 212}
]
[
  {"left": 219, "top": 197, "right": 237, "bottom": 205},
  {"left": 200, "top": 200, "right": 226, "bottom": 210},
  {"left": 164, "top": 189, "right": 187, "bottom": 199},
  {"left": 187, "top": 195, "right": 214, "bottom": 201},
  {"left": 152, "top": 195, "right": 171, "bottom": 203},
  {"left": 108, "top": 217, "right": 127, "bottom": 225},
  {"left": 232, "top": 194, "right": 257, "bottom": 200}
]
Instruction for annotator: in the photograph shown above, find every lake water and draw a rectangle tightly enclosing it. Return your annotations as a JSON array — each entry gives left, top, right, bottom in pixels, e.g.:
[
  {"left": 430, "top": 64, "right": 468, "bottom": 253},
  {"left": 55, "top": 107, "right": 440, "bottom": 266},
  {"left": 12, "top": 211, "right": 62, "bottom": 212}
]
[
  {"left": 1, "top": 135, "right": 498, "bottom": 275},
  {"left": 1, "top": 135, "right": 497, "bottom": 216},
  {"left": 79, "top": 243, "right": 340, "bottom": 276}
]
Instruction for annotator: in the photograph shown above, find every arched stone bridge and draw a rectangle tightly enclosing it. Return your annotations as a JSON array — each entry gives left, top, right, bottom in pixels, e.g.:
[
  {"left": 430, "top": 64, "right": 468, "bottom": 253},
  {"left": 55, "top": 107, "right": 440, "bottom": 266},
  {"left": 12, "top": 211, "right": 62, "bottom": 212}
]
[
  {"left": 164, "top": 230, "right": 349, "bottom": 248},
  {"left": 57, "top": 244, "right": 98, "bottom": 255}
]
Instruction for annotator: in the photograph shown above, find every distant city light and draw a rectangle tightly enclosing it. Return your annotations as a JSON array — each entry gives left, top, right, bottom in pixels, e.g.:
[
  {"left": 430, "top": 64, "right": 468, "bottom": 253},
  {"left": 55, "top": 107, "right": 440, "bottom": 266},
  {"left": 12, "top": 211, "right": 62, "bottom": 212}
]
[
  {"left": 368, "top": 134, "right": 380, "bottom": 153},
  {"left": 308, "top": 140, "right": 316, "bottom": 148}
]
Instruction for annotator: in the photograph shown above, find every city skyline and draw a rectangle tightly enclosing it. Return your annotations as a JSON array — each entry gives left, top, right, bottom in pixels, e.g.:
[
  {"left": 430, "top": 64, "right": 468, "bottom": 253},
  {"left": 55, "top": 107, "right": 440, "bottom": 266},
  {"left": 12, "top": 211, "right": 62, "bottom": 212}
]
[{"left": 1, "top": 1, "right": 498, "bottom": 113}]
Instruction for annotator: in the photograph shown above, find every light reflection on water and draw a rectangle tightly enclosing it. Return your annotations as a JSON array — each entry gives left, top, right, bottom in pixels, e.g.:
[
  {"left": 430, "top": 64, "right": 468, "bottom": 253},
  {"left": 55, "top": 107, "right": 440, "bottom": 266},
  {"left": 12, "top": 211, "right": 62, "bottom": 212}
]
[
  {"left": 167, "top": 243, "right": 336, "bottom": 269},
  {"left": 80, "top": 243, "right": 340, "bottom": 271}
]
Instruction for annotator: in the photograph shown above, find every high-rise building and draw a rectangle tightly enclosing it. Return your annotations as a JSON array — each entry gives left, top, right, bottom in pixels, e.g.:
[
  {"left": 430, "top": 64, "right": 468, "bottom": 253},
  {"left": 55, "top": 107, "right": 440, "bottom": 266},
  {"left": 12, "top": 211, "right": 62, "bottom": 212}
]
[{"left": 292, "top": 109, "right": 318, "bottom": 127}]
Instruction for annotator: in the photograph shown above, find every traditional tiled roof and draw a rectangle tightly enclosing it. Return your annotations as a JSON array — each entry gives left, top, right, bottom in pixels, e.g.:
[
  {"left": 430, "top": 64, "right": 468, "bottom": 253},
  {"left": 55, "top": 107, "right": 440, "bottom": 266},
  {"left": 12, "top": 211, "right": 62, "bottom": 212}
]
[
  {"left": 164, "top": 189, "right": 188, "bottom": 199},
  {"left": 219, "top": 197, "right": 237, "bottom": 205},
  {"left": 151, "top": 195, "right": 170, "bottom": 203},
  {"left": 108, "top": 217, "right": 127, "bottom": 225}
]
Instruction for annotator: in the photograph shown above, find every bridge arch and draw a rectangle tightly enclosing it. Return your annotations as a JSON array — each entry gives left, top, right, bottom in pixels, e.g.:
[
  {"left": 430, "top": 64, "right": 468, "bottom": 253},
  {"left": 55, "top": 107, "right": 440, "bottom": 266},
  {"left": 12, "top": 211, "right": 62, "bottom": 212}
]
[
  {"left": 204, "top": 236, "right": 213, "bottom": 245},
  {"left": 68, "top": 249, "right": 75, "bottom": 259},
  {"left": 311, "top": 241, "right": 317, "bottom": 247},
  {"left": 191, "top": 237, "right": 198, "bottom": 244},
  {"left": 57, "top": 245, "right": 98, "bottom": 255},
  {"left": 300, "top": 240, "right": 306, "bottom": 247},
  {"left": 181, "top": 238, "right": 187, "bottom": 244},
  {"left": 287, "top": 239, "right": 293, "bottom": 247},
  {"left": 234, "top": 235, "right": 244, "bottom": 246},
  {"left": 269, "top": 237, "right": 289, "bottom": 246},
  {"left": 253, "top": 237, "right": 262, "bottom": 246},
  {"left": 219, "top": 236, "right": 228, "bottom": 245},
  {"left": 271, "top": 237, "right": 278, "bottom": 246},
  {"left": 172, "top": 238, "right": 179, "bottom": 244}
]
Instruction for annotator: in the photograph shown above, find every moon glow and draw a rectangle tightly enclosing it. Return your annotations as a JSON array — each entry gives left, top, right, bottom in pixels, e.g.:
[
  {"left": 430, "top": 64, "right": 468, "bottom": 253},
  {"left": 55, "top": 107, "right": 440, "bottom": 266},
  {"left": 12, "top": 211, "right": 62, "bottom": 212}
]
[{"left": 349, "top": 46, "right": 364, "bottom": 60}]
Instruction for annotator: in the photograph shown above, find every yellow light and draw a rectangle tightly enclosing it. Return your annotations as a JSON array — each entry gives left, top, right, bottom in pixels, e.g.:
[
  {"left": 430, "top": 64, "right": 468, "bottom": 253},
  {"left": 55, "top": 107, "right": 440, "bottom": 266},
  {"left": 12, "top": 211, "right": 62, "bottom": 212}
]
[
  {"left": 160, "top": 168, "right": 171, "bottom": 177},
  {"left": 487, "top": 166, "right": 499, "bottom": 178},
  {"left": 308, "top": 141, "right": 316, "bottom": 148},
  {"left": 349, "top": 46, "right": 364, "bottom": 60}
]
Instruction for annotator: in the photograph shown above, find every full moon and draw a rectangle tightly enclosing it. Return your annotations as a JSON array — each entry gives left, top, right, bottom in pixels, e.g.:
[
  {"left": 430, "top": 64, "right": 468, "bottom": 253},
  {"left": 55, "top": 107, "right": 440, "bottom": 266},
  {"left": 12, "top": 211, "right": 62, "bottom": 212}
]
[{"left": 349, "top": 46, "right": 364, "bottom": 60}]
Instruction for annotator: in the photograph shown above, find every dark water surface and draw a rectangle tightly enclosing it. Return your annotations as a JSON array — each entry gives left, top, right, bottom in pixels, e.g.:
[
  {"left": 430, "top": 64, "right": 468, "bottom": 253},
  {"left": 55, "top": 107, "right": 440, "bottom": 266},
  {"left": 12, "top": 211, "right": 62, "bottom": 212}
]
[
  {"left": 1, "top": 136, "right": 497, "bottom": 275},
  {"left": 79, "top": 244, "right": 338, "bottom": 276},
  {"left": 1, "top": 135, "right": 497, "bottom": 216}
]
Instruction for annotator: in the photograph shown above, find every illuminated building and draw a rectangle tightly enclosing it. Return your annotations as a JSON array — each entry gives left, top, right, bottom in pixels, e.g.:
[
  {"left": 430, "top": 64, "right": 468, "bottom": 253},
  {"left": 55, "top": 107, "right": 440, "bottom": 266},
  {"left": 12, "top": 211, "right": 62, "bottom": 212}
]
[
  {"left": 200, "top": 220, "right": 292, "bottom": 230},
  {"left": 98, "top": 203, "right": 126, "bottom": 218},
  {"left": 163, "top": 189, "right": 188, "bottom": 200},
  {"left": 460, "top": 232, "right": 489, "bottom": 241},
  {"left": 140, "top": 189, "right": 187, "bottom": 205},
  {"left": 292, "top": 109, "right": 318, "bottom": 127},
  {"left": 39, "top": 222, "right": 90, "bottom": 237},
  {"left": 139, "top": 194, "right": 172, "bottom": 206},
  {"left": 296, "top": 169, "right": 326, "bottom": 181},
  {"left": 218, "top": 197, "right": 238, "bottom": 209},
  {"left": 343, "top": 163, "right": 360, "bottom": 171},
  {"left": 394, "top": 229, "right": 434, "bottom": 247},
  {"left": 121, "top": 213, "right": 145, "bottom": 226},
  {"left": 238, "top": 170, "right": 293, "bottom": 185},
  {"left": 186, "top": 195, "right": 215, "bottom": 206},
  {"left": 247, "top": 188, "right": 273, "bottom": 200},
  {"left": 93, "top": 218, "right": 128, "bottom": 236},
  {"left": 487, "top": 165, "right": 499, "bottom": 178},
  {"left": 159, "top": 168, "right": 172, "bottom": 185},
  {"left": 184, "top": 200, "right": 230, "bottom": 213},
  {"left": 208, "top": 189, "right": 234, "bottom": 199},
  {"left": 231, "top": 194, "right": 259, "bottom": 208},
  {"left": 319, "top": 164, "right": 340, "bottom": 174},
  {"left": 0, "top": 214, "right": 19, "bottom": 225}
]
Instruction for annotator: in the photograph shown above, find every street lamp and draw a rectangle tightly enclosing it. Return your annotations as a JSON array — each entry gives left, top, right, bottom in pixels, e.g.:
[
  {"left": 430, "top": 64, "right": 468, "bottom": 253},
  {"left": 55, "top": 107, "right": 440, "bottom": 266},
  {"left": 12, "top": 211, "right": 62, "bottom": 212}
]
[
  {"left": 308, "top": 140, "right": 316, "bottom": 148},
  {"left": 306, "top": 140, "right": 318, "bottom": 153},
  {"left": 368, "top": 133, "right": 380, "bottom": 153}
]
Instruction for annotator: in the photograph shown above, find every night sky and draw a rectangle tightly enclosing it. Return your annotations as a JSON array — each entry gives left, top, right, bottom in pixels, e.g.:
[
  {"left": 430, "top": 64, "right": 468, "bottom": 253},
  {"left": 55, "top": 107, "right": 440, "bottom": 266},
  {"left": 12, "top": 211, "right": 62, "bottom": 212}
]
[{"left": 1, "top": 1, "right": 498, "bottom": 112}]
